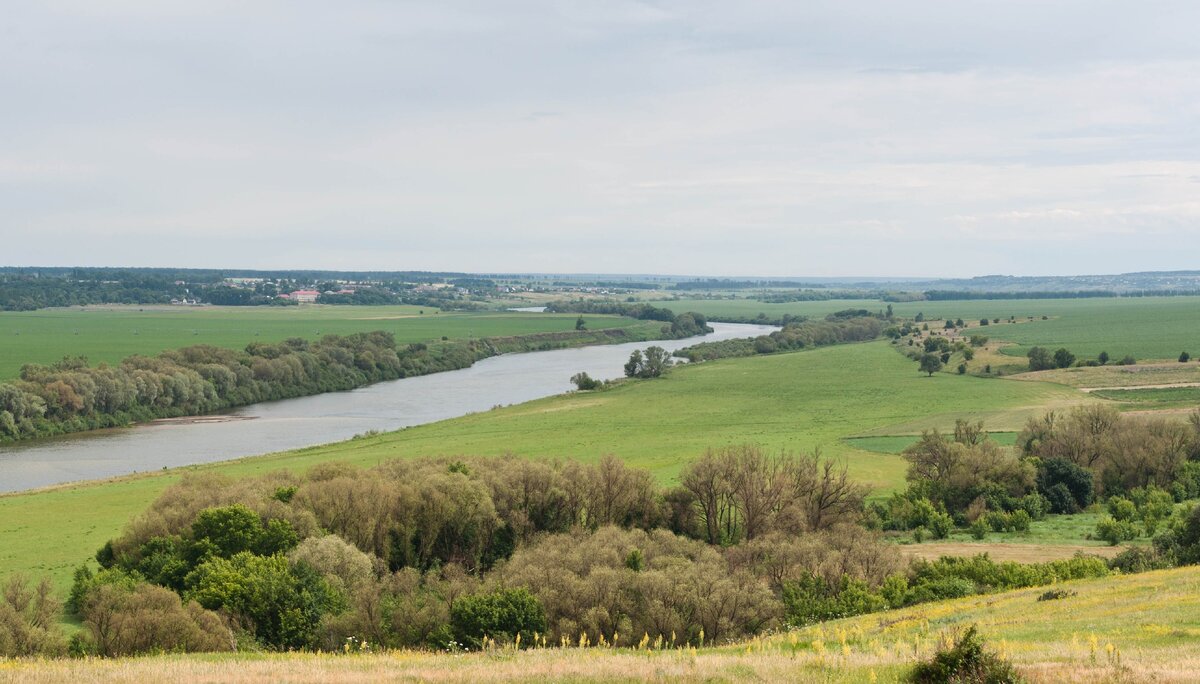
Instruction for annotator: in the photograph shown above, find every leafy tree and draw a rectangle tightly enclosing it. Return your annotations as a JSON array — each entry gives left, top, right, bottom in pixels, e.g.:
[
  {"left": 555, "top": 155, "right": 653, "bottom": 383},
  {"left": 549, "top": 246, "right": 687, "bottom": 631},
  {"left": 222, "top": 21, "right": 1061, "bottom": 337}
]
[
  {"left": 570, "top": 372, "right": 600, "bottom": 390},
  {"left": 575, "top": 316, "right": 586, "bottom": 331},
  {"left": 1026, "top": 346, "right": 1055, "bottom": 371},
  {"left": 1053, "top": 348, "right": 1076, "bottom": 369},
  {"left": 450, "top": 588, "right": 546, "bottom": 649},
  {"left": 624, "top": 346, "right": 672, "bottom": 379},
  {"left": 1098, "top": 351, "right": 1110, "bottom": 365},
  {"left": 1181, "top": 351, "right": 1191, "bottom": 363},
  {"left": 185, "top": 552, "right": 339, "bottom": 650},
  {"left": 919, "top": 353, "right": 944, "bottom": 376},
  {"left": 1036, "top": 458, "right": 1093, "bottom": 514}
]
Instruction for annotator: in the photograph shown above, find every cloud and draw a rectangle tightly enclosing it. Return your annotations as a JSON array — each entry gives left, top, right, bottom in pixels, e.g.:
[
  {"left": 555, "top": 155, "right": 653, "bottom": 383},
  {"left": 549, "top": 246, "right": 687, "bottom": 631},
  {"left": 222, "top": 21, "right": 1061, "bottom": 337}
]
[{"left": 1, "top": 1, "right": 1199, "bottom": 276}]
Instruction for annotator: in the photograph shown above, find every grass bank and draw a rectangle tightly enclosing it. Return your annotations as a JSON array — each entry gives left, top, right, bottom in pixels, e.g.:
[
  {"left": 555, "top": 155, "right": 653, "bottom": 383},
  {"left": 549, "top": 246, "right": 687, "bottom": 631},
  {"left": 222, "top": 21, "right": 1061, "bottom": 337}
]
[{"left": 0, "top": 340, "right": 1092, "bottom": 592}]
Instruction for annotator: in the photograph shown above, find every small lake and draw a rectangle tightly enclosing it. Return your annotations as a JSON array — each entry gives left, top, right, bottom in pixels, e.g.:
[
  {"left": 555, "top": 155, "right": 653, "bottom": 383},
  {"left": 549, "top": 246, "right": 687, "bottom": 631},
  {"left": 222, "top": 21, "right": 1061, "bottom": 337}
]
[{"left": 0, "top": 323, "right": 774, "bottom": 493}]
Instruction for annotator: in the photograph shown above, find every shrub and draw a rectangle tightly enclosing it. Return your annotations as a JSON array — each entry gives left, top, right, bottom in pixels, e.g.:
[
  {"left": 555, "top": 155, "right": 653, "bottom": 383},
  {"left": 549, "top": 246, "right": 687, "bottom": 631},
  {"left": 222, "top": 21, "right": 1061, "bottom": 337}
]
[
  {"left": 1106, "top": 496, "right": 1137, "bottom": 522},
  {"left": 185, "top": 552, "right": 340, "bottom": 650},
  {"left": 969, "top": 519, "right": 989, "bottom": 540},
  {"left": 1117, "top": 355, "right": 1137, "bottom": 366},
  {"left": 905, "top": 577, "right": 975, "bottom": 605},
  {"left": 908, "top": 626, "right": 1021, "bottom": 683},
  {"left": 1037, "top": 459, "right": 1093, "bottom": 514},
  {"left": 450, "top": 588, "right": 546, "bottom": 649},
  {"left": 570, "top": 372, "right": 601, "bottom": 390},
  {"left": 928, "top": 512, "right": 954, "bottom": 540},
  {"left": 1095, "top": 516, "right": 1139, "bottom": 546},
  {"left": 0, "top": 575, "right": 67, "bottom": 657},
  {"left": 1036, "top": 588, "right": 1075, "bottom": 602},
  {"left": 1108, "top": 546, "right": 1171, "bottom": 573},
  {"left": 1181, "top": 352, "right": 1191, "bottom": 363},
  {"left": 75, "top": 582, "right": 231, "bottom": 656}
]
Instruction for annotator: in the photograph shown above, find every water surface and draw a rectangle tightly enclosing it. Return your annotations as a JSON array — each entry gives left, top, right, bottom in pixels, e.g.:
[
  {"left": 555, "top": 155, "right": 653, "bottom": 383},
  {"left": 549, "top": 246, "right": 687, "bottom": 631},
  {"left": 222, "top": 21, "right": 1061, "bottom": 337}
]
[{"left": 0, "top": 323, "right": 773, "bottom": 493}]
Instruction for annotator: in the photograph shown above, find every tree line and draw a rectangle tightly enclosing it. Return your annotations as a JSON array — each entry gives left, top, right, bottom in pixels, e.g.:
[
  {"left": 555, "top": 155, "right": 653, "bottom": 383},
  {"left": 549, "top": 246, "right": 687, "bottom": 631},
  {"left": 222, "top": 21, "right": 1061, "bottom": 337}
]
[
  {"left": 542, "top": 300, "right": 712, "bottom": 338},
  {"left": 0, "top": 326, "right": 653, "bottom": 443},
  {"left": 1, "top": 445, "right": 1137, "bottom": 658},
  {"left": 675, "top": 315, "right": 886, "bottom": 362}
]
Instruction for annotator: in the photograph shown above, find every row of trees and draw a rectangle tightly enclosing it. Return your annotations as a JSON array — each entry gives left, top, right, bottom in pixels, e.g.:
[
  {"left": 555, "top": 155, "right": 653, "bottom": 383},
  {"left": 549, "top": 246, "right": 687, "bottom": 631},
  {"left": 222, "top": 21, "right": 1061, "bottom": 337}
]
[
  {"left": 543, "top": 301, "right": 713, "bottom": 339},
  {"left": 0, "top": 332, "right": 458, "bottom": 442},
  {"left": 0, "top": 324, "right": 670, "bottom": 443},
  {"left": 675, "top": 316, "right": 886, "bottom": 362},
  {"left": 9, "top": 444, "right": 1183, "bottom": 658}
]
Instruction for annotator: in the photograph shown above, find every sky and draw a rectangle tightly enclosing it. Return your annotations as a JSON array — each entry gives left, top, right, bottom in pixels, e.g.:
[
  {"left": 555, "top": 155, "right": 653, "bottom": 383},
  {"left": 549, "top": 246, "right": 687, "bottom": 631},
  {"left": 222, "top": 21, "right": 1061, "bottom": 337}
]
[{"left": 3, "top": 1, "right": 1199, "bottom": 278}]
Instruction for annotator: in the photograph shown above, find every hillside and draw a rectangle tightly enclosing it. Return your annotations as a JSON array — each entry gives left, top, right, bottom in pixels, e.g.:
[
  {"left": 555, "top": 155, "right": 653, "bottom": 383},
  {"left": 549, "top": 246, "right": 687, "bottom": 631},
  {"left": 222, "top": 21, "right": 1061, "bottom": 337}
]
[{"left": 3, "top": 565, "right": 1196, "bottom": 682}]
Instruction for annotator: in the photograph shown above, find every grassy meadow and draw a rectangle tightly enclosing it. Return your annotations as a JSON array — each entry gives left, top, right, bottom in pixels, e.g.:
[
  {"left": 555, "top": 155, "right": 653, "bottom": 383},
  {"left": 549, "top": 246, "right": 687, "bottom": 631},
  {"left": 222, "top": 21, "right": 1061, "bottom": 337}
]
[
  {"left": 0, "top": 306, "right": 640, "bottom": 379},
  {"left": 4, "top": 565, "right": 1197, "bottom": 682},
  {"left": 651, "top": 294, "right": 1200, "bottom": 361},
  {"left": 0, "top": 339, "right": 1096, "bottom": 593}
]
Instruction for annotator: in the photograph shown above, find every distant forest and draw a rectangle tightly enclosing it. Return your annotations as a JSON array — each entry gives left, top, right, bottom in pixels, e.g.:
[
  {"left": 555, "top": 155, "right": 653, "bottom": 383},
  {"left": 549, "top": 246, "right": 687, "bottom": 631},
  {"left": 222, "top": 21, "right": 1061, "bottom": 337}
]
[{"left": 0, "top": 268, "right": 495, "bottom": 312}]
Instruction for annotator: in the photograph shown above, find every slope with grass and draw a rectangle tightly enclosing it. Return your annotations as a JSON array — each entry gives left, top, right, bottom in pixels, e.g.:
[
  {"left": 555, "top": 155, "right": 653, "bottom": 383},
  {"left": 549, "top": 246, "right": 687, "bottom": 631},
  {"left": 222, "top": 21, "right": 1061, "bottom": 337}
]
[
  {"left": 652, "top": 294, "right": 1200, "bottom": 362},
  {"left": 0, "top": 306, "right": 643, "bottom": 379},
  {"left": 0, "top": 340, "right": 1094, "bottom": 593},
  {"left": 4, "top": 565, "right": 1197, "bottom": 682}
]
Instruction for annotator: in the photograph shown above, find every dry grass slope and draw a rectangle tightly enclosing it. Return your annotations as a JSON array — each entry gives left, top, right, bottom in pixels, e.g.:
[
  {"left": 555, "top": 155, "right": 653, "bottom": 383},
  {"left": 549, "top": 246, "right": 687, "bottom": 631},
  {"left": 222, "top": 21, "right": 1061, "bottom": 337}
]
[{"left": 4, "top": 566, "right": 1199, "bottom": 683}]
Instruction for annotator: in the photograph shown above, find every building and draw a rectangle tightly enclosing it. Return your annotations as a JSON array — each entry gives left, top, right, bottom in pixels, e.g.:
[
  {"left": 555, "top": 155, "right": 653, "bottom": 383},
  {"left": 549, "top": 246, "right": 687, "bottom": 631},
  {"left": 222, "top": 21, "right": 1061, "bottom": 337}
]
[{"left": 289, "top": 289, "right": 320, "bottom": 303}]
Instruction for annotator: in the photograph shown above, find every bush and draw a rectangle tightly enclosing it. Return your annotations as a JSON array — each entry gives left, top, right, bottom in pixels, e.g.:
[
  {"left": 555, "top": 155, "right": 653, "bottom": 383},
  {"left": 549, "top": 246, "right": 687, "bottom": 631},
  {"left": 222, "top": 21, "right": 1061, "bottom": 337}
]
[
  {"left": 1108, "top": 547, "right": 1171, "bottom": 573},
  {"left": 1095, "top": 516, "right": 1139, "bottom": 546},
  {"left": 450, "top": 588, "right": 546, "bottom": 649},
  {"left": 75, "top": 582, "right": 232, "bottom": 656},
  {"left": 1037, "top": 459, "right": 1093, "bottom": 514},
  {"left": 0, "top": 575, "right": 67, "bottom": 657},
  {"left": 905, "top": 577, "right": 975, "bottom": 605},
  {"left": 185, "top": 552, "right": 340, "bottom": 650},
  {"left": 1036, "top": 589, "right": 1075, "bottom": 602},
  {"left": 570, "top": 372, "right": 601, "bottom": 390},
  {"left": 969, "top": 519, "right": 989, "bottom": 540},
  {"left": 908, "top": 626, "right": 1021, "bottom": 683},
  {"left": 929, "top": 512, "right": 954, "bottom": 540}
]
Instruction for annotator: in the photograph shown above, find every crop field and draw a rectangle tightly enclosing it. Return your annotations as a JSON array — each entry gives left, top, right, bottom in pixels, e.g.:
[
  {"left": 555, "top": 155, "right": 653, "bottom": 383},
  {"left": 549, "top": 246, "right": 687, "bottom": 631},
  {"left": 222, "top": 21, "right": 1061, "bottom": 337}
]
[
  {"left": 0, "top": 339, "right": 1094, "bottom": 592},
  {"left": 3, "top": 565, "right": 1197, "bottom": 682},
  {"left": 0, "top": 306, "right": 639, "bottom": 379},
  {"left": 652, "top": 295, "right": 1200, "bottom": 361}
]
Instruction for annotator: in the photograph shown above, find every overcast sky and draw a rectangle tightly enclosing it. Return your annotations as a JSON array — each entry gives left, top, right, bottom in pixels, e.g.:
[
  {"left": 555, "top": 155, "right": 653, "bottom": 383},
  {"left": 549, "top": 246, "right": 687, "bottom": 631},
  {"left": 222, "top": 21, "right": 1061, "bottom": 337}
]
[{"left": 3, "top": 1, "right": 1199, "bottom": 277}]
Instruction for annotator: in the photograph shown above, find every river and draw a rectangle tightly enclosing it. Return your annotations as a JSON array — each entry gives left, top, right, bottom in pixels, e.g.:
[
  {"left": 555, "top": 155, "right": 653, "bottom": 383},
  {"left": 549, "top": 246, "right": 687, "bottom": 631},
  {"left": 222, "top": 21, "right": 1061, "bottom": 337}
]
[{"left": 0, "top": 322, "right": 773, "bottom": 493}]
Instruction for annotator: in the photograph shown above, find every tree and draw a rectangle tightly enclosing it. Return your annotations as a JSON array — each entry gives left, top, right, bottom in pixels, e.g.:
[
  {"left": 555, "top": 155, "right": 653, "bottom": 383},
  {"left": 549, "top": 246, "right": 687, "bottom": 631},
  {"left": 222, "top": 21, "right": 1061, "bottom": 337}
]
[
  {"left": 624, "top": 346, "right": 672, "bottom": 379},
  {"left": 575, "top": 316, "right": 586, "bottom": 331},
  {"left": 885, "top": 304, "right": 893, "bottom": 318},
  {"left": 1181, "top": 351, "right": 1191, "bottom": 363},
  {"left": 919, "top": 353, "right": 943, "bottom": 376},
  {"left": 1098, "top": 351, "right": 1110, "bottom": 365},
  {"left": 1053, "top": 348, "right": 1076, "bottom": 369},
  {"left": 1026, "top": 347, "right": 1055, "bottom": 371},
  {"left": 450, "top": 588, "right": 546, "bottom": 649},
  {"left": 570, "top": 372, "right": 600, "bottom": 390}
]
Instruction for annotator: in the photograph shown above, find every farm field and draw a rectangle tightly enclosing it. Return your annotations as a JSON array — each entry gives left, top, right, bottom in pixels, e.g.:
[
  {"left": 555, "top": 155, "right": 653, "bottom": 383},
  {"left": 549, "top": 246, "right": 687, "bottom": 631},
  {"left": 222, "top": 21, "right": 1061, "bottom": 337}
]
[
  {"left": 0, "top": 306, "right": 640, "bottom": 379},
  {"left": 4, "top": 565, "right": 1196, "bottom": 683},
  {"left": 0, "top": 339, "right": 1094, "bottom": 593},
  {"left": 652, "top": 295, "right": 1200, "bottom": 361}
]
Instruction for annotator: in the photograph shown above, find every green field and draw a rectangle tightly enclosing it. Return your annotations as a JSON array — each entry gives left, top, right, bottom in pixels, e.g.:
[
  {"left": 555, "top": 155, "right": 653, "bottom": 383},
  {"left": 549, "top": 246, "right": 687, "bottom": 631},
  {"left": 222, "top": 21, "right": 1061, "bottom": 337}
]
[
  {"left": 0, "top": 340, "right": 1094, "bottom": 592},
  {"left": 1093, "top": 386, "right": 1200, "bottom": 406},
  {"left": 0, "top": 306, "right": 639, "bottom": 379},
  {"left": 652, "top": 294, "right": 1200, "bottom": 361}
]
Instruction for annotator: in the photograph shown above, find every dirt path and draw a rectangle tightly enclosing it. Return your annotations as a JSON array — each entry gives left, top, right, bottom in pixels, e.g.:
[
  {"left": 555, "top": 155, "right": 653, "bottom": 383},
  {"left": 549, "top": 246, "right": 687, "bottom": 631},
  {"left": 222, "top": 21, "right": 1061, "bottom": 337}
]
[
  {"left": 901, "top": 541, "right": 1122, "bottom": 563},
  {"left": 1081, "top": 382, "right": 1200, "bottom": 392}
]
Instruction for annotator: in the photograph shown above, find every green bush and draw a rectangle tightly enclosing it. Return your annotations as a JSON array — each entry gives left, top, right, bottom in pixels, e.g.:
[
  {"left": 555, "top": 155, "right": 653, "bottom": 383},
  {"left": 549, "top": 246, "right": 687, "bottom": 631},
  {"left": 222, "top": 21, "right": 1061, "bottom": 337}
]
[
  {"left": 185, "top": 552, "right": 339, "bottom": 650},
  {"left": 1095, "top": 516, "right": 1139, "bottom": 546},
  {"left": 450, "top": 588, "right": 546, "bottom": 649},
  {"left": 969, "top": 519, "right": 989, "bottom": 540},
  {"left": 908, "top": 626, "right": 1022, "bottom": 683},
  {"left": 929, "top": 512, "right": 954, "bottom": 540}
]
